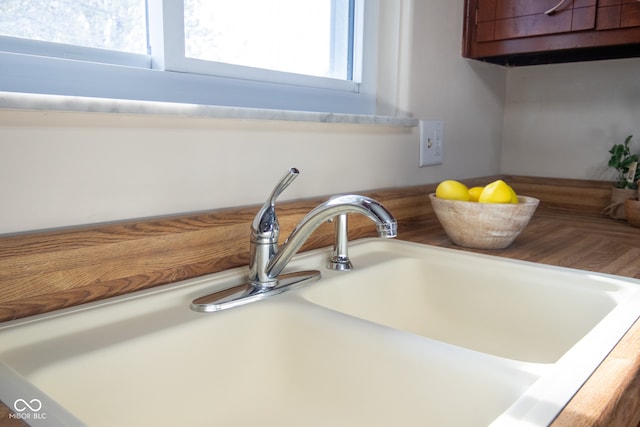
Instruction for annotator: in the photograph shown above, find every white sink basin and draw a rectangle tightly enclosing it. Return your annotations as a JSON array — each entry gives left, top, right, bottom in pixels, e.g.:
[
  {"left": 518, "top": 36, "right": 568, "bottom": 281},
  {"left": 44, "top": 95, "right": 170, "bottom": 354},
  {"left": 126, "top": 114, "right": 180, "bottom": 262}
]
[
  {"left": 298, "top": 242, "right": 629, "bottom": 364},
  {"left": 0, "top": 298, "right": 536, "bottom": 427},
  {"left": 1, "top": 238, "right": 639, "bottom": 426}
]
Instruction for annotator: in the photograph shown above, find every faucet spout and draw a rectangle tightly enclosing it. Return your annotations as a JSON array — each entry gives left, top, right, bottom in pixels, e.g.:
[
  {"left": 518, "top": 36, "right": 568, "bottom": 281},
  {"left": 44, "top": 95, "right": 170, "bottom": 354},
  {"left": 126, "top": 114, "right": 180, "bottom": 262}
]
[{"left": 265, "top": 194, "right": 397, "bottom": 280}]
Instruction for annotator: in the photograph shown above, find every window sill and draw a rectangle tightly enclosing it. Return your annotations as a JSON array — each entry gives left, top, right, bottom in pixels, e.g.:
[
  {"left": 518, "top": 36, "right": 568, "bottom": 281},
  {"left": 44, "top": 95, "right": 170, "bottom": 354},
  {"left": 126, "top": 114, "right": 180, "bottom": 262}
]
[{"left": 0, "top": 91, "right": 418, "bottom": 128}]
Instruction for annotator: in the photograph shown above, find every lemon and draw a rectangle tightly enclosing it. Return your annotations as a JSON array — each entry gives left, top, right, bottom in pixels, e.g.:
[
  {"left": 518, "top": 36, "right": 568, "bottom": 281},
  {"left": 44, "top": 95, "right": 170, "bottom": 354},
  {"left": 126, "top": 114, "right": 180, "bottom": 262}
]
[
  {"left": 468, "top": 186, "right": 484, "bottom": 202},
  {"left": 435, "top": 180, "right": 470, "bottom": 201},
  {"left": 478, "top": 179, "right": 518, "bottom": 204},
  {"left": 510, "top": 189, "right": 519, "bottom": 204}
]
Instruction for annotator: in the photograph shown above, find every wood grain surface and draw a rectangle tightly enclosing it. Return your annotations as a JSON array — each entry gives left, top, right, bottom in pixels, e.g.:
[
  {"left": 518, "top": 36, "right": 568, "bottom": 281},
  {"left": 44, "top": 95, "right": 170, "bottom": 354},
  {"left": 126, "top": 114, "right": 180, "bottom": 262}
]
[
  {"left": 0, "top": 403, "right": 27, "bottom": 427},
  {"left": 0, "top": 175, "right": 639, "bottom": 427},
  {"left": 0, "top": 176, "right": 466, "bottom": 322}
]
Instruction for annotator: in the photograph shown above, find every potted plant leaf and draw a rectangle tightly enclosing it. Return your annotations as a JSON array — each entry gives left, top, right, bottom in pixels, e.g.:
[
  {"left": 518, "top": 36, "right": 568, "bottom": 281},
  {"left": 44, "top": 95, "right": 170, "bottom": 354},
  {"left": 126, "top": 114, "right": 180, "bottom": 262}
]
[{"left": 603, "top": 135, "right": 639, "bottom": 219}]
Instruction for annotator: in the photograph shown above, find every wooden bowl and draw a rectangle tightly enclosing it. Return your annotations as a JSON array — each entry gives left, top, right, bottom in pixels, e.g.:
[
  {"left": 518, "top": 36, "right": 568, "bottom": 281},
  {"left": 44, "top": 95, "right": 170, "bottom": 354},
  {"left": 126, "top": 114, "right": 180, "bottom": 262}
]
[
  {"left": 624, "top": 198, "right": 640, "bottom": 227},
  {"left": 429, "top": 194, "right": 540, "bottom": 249}
]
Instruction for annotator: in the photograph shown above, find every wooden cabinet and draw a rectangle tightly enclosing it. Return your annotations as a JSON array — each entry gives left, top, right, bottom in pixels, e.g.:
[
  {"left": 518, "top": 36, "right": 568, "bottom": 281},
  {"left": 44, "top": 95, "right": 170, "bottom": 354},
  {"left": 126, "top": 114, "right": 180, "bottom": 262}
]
[
  {"left": 475, "top": 0, "right": 597, "bottom": 42},
  {"left": 463, "top": 0, "right": 640, "bottom": 65},
  {"left": 598, "top": 0, "right": 640, "bottom": 29}
]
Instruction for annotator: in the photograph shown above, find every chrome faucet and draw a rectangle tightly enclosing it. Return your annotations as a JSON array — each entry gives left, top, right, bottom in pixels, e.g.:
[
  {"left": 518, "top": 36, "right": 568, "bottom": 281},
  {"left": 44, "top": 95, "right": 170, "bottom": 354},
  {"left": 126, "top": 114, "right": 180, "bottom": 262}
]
[
  {"left": 261, "top": 193, "right": 397, "bottom": 283},
  {"left": 191, "top": 167, "right": 398, "bottom": 312}
]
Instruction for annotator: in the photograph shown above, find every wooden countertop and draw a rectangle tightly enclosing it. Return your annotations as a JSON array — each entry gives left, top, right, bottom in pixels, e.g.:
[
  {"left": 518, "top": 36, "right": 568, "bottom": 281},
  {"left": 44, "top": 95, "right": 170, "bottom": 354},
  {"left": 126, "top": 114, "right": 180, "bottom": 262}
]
[
  {"left": 1, "top": 175, "right": 639, "bottom": 426},
  {"left": 401, "top": 206, "right": 640, "bottom": 279}
]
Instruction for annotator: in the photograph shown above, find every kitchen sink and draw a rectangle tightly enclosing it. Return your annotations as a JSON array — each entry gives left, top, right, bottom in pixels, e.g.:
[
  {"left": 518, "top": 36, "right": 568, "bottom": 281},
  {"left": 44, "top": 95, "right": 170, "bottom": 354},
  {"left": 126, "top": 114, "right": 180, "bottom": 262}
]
[
  {"left": 1, "top": 238, "right": 639, "bottom": 426},
  {"left": 298, "top": 241, "right": 630, "bottom": 364},
  {"left": 0, "top": 298, "right": 536, "bottom": 427}
]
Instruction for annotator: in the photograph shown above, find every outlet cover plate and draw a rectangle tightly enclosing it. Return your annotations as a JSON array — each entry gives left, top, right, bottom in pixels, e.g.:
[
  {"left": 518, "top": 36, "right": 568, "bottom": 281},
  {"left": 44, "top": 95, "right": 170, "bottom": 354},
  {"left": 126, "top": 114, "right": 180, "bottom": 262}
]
[{"left": 419, "top": 120, "right": 443, "bottom": 167}]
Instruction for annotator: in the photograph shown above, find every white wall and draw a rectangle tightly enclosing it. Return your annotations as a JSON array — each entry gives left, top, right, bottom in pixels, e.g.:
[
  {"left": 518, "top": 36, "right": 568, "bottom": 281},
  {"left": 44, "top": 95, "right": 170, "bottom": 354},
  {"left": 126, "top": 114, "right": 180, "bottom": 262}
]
[
  {"left": 0, "top": 113, "right": 420, "bottom": 233},
  {"left": 410, "top": 0, "right": 507, "bottom": 180},
  {"left": 502, "top": 58, "right": 640, "bottom": 181},
  {"left": 0, "top": 0, "right": 507, "bottom": 234}
]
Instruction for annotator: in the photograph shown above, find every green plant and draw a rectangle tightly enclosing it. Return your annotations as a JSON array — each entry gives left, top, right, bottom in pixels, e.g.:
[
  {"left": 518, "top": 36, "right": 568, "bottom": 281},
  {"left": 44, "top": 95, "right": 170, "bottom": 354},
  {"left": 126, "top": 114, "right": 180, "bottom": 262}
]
[{"left": 608, "top": 135, "right": 639, "bottom": 189}]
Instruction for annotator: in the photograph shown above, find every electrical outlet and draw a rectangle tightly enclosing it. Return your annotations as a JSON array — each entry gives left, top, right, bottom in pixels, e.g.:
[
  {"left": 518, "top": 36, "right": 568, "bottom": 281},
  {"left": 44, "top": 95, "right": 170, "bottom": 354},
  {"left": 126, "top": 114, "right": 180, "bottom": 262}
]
[{"left": 418, "top": 120, "right": 443, "bottom": 167}]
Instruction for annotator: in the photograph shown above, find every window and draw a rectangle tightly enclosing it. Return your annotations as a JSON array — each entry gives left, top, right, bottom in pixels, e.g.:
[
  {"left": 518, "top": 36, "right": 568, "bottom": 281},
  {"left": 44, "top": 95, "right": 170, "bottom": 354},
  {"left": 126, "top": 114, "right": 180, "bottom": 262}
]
[
  {"left": 183, "top": 0, "right": 352, "bottom": 80},
  {"left": 0, "top": 0, "right": 378, "bottom": 114},
  {"left": 0, "top": 1, "right": 147, "bottom": 54}
]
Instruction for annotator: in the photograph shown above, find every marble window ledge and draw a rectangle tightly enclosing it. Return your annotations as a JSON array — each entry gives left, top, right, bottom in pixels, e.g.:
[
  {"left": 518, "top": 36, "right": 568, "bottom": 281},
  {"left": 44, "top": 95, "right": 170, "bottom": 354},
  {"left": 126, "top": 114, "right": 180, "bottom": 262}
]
[{"left": 0, "top": 92, "right": 418, "bottom": 128}]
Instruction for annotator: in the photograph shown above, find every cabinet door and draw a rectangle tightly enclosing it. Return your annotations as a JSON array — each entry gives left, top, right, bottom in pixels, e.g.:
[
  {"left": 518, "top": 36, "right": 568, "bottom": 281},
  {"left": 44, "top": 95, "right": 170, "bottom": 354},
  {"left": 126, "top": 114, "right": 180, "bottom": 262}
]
[
  {"left": 463, "top": 0, "right": 640, "bottom": 64},
  {"left": 598, "top": 0, "right": 640, "bottom": 29},
  {"left": 622, "top": 0, "right": 640, "bottom": 28},
  {"left": 476, "top": 0, "right": 597, "bottom": 42}
]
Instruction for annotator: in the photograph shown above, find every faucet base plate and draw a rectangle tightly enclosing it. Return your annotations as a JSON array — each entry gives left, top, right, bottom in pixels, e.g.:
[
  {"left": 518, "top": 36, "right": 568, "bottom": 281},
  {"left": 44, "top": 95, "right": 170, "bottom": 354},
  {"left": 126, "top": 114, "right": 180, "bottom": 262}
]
[{"left": 190, "top": 270, "right": 320, "bottom": 313}]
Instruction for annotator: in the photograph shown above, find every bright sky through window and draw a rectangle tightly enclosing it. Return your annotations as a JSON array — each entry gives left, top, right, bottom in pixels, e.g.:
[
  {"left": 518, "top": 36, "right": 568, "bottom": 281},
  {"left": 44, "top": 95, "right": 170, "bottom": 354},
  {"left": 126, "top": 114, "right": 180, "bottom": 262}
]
[
  {"left": 0, "top": 0, "right": 147, "bottom": 54},
  {"left": 184, "top": 0, "right": 350, "bottom": 80}
]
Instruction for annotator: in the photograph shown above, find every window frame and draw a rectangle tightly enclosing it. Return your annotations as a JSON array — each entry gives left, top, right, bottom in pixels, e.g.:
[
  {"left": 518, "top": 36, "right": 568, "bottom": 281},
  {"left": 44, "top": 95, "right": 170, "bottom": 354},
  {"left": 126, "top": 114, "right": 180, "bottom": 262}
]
[{"left": 0, "top": 0, "right": 379, "bottom": 114}]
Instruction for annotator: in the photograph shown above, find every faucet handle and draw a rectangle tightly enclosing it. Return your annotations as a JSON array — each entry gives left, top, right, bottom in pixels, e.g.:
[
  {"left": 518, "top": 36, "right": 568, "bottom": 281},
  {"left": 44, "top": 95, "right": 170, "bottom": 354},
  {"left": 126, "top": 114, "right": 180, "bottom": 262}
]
[
  {"left": 251, "top": 167, "right": 300, "bottom": 244},
  {"left": 267, "top": 167, "right": 299, "bottom": 208}
]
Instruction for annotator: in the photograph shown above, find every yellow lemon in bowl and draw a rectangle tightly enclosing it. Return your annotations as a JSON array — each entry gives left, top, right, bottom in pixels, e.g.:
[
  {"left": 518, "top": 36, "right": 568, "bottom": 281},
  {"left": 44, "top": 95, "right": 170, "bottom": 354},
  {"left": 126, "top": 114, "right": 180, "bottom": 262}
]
[
  {"left": 435, "top": 180, "right": 471, "bottom": 201},
  {"left": 468, "top": 186, "right": 484, "bottom": 202},
  {"left": 479, "top": 179, "right": 518, "bottom": 204}
]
